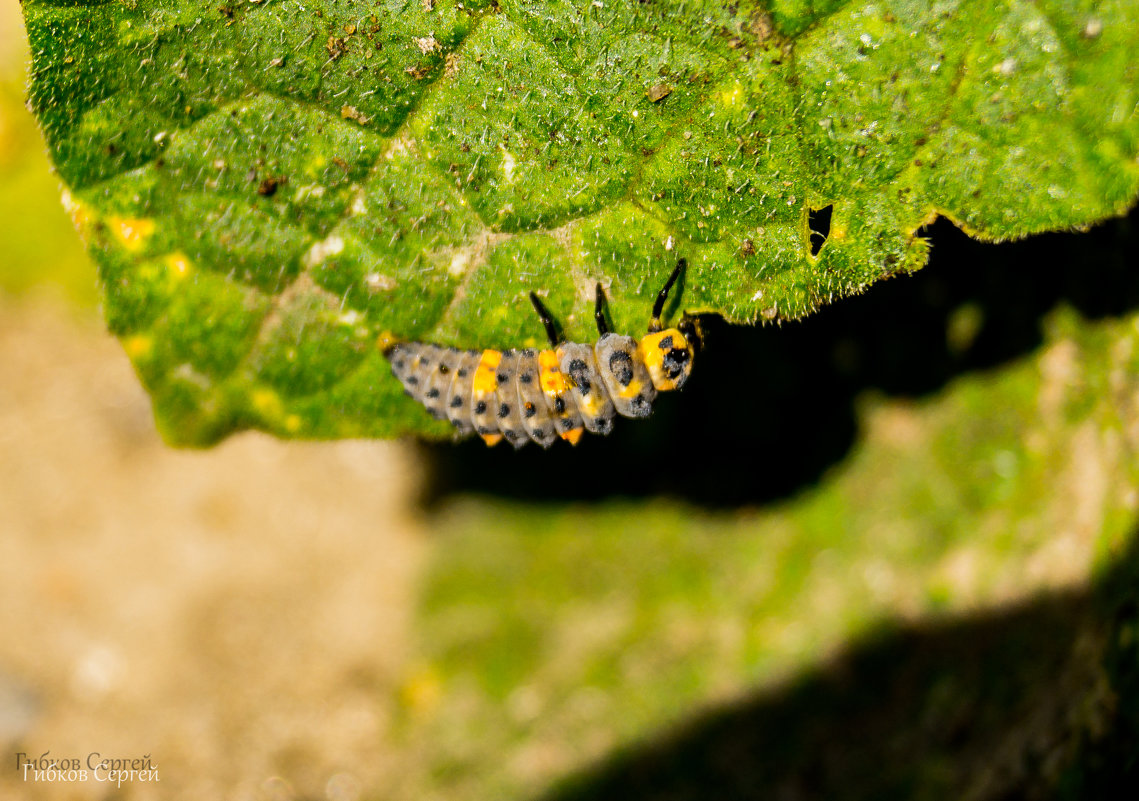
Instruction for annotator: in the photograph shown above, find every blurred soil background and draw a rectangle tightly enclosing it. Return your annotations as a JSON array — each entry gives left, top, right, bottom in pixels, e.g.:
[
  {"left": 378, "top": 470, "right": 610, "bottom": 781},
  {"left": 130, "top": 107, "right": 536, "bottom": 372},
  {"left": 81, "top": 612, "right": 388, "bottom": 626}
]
[{"left": 2, "top": 6, "right": 1139, "bottom": 801}]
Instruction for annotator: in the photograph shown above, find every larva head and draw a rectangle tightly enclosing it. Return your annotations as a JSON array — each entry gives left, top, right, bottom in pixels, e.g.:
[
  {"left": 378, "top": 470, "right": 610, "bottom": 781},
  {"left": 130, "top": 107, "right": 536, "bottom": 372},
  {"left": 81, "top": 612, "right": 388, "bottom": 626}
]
[{"left": 639, "top": 324, "right": 697, "bottom": 392}]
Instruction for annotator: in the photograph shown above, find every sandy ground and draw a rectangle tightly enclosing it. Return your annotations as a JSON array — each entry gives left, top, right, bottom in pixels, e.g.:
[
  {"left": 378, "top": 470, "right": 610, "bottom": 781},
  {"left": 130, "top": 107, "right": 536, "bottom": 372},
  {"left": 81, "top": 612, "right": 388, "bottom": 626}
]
[{"left": 0, "top": 292, "right": 428, "bottom": 801}]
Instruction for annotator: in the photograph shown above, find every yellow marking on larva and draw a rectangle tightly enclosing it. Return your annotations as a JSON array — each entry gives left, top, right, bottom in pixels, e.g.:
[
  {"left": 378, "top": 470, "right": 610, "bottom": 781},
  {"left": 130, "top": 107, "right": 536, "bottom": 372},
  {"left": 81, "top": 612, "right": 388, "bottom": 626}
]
[
  {"left": 561, "top": 427, "right": 584, "bottom": 446},
  {"left": 481, "top": 433, "right": 503, "bottom": 447},
  {"left": 578, "top": 392, "right": 604, "bottom": 417},
  {"left": 617, "top": 378, "right": 644, "bottom": 400},
  {"left": 165, "top": 251, "right": 192, "bottom": 278},
  {"left": 538, "top": 350, "right": 570, "bottom": 395},
  {"left": 109, "top": 216, "right": 155, "bottom": 251},
  {"left": 473, "top": 350, "right": 503, "bottom": 394},
  {"left": 638, "top": 332, "right": 669, "bottom": 372}
]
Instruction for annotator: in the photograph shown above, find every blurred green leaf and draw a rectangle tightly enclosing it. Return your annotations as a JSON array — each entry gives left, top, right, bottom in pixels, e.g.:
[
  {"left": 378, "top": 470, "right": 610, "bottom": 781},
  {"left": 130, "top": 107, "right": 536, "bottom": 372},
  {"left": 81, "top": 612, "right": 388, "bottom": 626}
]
[
  {"left": 21, "top": 0, "right": 1139, "bottom": 443},
  {"left": 411, "top": 303, "right": 1139, "bottom": 801}
]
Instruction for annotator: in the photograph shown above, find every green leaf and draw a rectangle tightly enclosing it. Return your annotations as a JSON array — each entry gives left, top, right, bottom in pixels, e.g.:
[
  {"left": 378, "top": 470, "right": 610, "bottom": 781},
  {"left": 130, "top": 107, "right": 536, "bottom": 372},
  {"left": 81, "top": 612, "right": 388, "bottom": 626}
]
[{"left": 22, "top": 0, "right": 1139, "bottom": 444}]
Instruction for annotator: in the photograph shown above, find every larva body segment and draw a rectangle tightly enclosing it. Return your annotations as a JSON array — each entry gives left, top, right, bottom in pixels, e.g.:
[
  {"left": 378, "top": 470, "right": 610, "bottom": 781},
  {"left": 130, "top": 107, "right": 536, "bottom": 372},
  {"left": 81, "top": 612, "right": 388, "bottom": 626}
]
[
  {"left": 492, "top": 350, "right": 528, "bottom": 449},
  {"left": 557, "top": 342, "right": 615, "bottom": 436},
  {"left": 538, "top": 348, "right": 585, "bottom": 444},
  {"left": 470, "top": 349, "right": 503, "bottom": 445},
  {"left": 421, "top": 347, "right": 463, "bottom": 421},
  {"left": 445, "top": 349, "right": 479, "bottom": 435},
  {"left": 382, "top": 260, "right": 700, "bottom": 449},
  {"left": 594, "top": 334, "right": 656, "bottom": 419},
  {"left": 514, "top": 349, "right": 559, "bottom": 448}
]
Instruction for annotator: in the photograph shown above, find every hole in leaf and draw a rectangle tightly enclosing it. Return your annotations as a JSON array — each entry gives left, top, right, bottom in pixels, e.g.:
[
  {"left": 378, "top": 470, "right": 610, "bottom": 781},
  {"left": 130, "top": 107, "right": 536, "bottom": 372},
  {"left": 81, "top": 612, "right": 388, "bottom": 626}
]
[{"left": 809, "top": 204, "right": 833, "bottom": 256}]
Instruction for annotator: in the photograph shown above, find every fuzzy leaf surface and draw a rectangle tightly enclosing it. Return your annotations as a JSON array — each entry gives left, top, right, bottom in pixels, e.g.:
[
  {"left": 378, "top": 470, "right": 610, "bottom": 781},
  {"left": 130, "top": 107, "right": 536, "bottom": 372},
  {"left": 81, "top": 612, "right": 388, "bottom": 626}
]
[{"left": 22, "top": 0, "right": 1139, "bottom": 443}]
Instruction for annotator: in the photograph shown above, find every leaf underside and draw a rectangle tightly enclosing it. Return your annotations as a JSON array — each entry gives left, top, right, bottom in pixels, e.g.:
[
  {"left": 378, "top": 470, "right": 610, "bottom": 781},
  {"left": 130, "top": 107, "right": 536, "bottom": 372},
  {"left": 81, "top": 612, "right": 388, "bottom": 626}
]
[{"left": 22, "top": 0, "right": 1139, "bottom": 444}]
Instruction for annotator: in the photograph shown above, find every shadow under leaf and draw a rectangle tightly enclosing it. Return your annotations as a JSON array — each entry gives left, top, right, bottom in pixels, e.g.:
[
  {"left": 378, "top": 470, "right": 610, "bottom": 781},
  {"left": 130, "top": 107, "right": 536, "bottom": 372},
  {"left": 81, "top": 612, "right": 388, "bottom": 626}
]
[
  {"left": 418, "top": 207, "right": 1139, "bottom": 509},
  {"left": 538, "top": 533, "right": 1139, "bottom": 801}
]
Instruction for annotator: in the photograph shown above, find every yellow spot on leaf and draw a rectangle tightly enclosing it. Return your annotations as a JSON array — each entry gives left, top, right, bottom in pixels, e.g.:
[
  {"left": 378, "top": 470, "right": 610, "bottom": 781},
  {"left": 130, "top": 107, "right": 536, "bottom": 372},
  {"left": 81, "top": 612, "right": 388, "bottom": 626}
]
[
  {"left": 284, "top": 414, "right": 302, "bottom": 433},
  {"left": 376, "top": 331, "right": 400, "bottom": 352},
  {"left": 165, "top": 252, "right": 192, "bottom": 279},
  {"left": 308, "top": 154, "right": 328, "bottom": 176},
  {"left": 500, "top": 146, "right": 517, "bottom": 183},
  {"left": 719, "top": 81, "right": 745, "bottom": 108},
  {"left": 123, "top": 334, "right": 152, "bottom": 360},
  {"left": 251, "top": 388, "right": 283, "bottom": 417},
  {"left": 60, "top": 189, "right": 90, "bottom": 230},
  {"left": 109, "top": 216, "right": 155, "bottom": 252}
]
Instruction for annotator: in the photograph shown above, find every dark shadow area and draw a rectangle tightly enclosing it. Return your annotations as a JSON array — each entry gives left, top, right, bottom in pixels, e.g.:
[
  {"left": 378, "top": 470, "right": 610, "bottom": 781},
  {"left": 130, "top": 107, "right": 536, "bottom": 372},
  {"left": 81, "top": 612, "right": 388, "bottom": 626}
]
[
  {"left": 539, "top": 533, "right": 1139, "bottom": 801},
  {"left": 418, "top": 207, "right": 1139, "bottom": 508}
]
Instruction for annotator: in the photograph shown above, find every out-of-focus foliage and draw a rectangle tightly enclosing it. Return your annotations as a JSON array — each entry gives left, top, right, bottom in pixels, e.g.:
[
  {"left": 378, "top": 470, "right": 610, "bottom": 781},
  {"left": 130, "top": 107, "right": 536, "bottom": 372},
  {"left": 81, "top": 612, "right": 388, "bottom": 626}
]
[
  {"left": 0, "top": 79, "right": 91, "bottom": 305},
  {"left": 19, "top": 0, "right": 1139, "bottom": 443},
  {"left": 410, "top": 302, "right": 1139, "bottom": 801}
]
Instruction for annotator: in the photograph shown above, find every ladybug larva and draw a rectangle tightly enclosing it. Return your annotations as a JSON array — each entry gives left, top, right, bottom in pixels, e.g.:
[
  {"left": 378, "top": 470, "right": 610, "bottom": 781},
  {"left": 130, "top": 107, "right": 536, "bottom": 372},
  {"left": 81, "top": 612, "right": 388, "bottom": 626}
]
[{"left": 382, "top": 259, "right": 701, "bottom": 448}]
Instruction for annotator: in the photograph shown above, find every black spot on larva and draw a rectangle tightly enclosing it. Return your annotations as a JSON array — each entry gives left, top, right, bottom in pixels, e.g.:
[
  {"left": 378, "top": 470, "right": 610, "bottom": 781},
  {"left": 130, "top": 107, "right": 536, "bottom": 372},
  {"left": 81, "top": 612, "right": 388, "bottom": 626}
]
[
  {"left": 451, "top": 420, "right": 463, "bottom": 428},
  {"left": 521, "top": 348, "right": 537, "bottom": 357},
  {"left": 658, "top": 335, "right": 674, "bottom": 350},
  {"left": 430, "top": 408, "right": 445, "bottom": 420},
  {"left": 394, "top": 359, "right": 406, "bottom": 370},
  {"left": 475, "top": 401, "right": 487, "bottom": 414},
  {"left": 559, "top": 419, "right": 575, "bottom": 431},
  {"left": 477, "top": 425, "right": 493, "bottom": 435},
  {"left": 426, "top": 388, "right": 440, "bottom": 399},
  {"left": 663, "top": 347, "right": 690, "bottom": 379},
  {"left": 568, "top": 359, "right": 591, "bottom": 394},
  {"left": 554, "top": 396, "right": 566, "bottom": 414},
  {"left": 524, "top": 402, "right": 537, "bottom": 418},
  {"left": 505, "top": 429, "right": 521, "bottom": 441},
  {"left": 608, "top": 350, "right": 634, "bottom": 385},
  {"left": 420, "top": 358, "right": 431, "bottom": 367},
  {"left": 519, "top": 372, "right": 533, "bottom": 384},
  {"left": 596, "top": 417, "right": 614, "bottom": 434},
  {"left": 403, "top": 389, "right": 413, "bottom": 398},
  {"left": 630, "top": 394, "right": 650, "bottom": 413},
  {"left": 457, "top": 368, "right": 469, "bottom": 377},
  {"left": 498, "top": 403, "right": 511, "bottom": 418},
  {"left": 451, "top": 395, "right": 464, "bottom": 408},
  {"left": 438, "top": 364, "right": 449, "bottom": 374},
  {"left": 407, "top": 376, "right": 419, "bottom": 385},
  {"left": 497, "top": 372, "right": 510, "bottom": 384}
]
